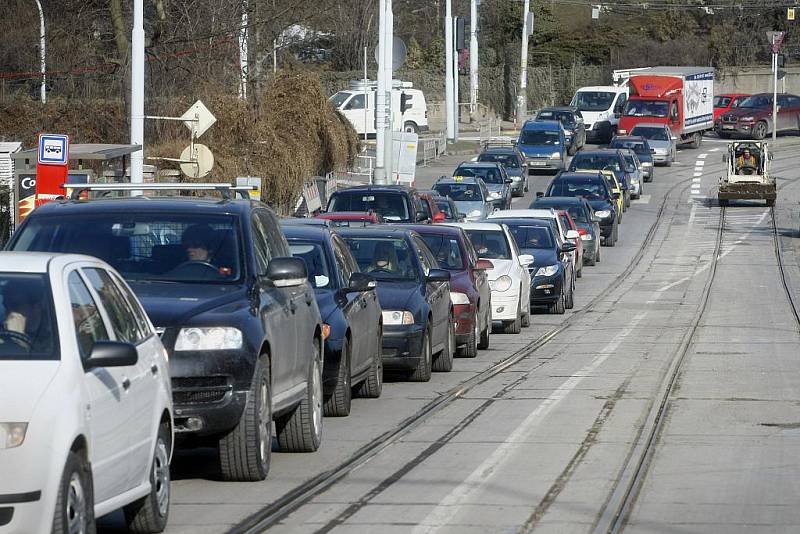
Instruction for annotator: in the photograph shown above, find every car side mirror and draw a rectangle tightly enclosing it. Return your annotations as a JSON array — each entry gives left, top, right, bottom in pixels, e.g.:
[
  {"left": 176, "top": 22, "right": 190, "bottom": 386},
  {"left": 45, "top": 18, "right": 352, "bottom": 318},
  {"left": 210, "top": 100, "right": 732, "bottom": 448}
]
[
  {"left": 561, "top": 242, "right": 576, "bottom": 253},
  {"left": 504, "top": 178, "right": 513, "bottom": 184},
  {"left": 427, "top": 268, "right": 451, "bottom": 282},
  {"left": 433, "top": 212, "right": 446, "bottom": 223},
  {"left": 565, "top": 229, "right": 580, "bottom": 240},
  {"left": 266, "top": 257, "right": 308, "bottom": 288},
  {"left": 536, "top": 191, "right": 544, "bottom": 198},
  {"left": 612, "top": 192, "right": 621, "bottom": 200},
  {"left": 475, "top": 259, "right": 494, "bottom": 270},
  {"left": 83, "top": 341, "right": 138, "bottom": 371},
  {"left": 518, "top": 254, "right": 534, "bottom": 267},
  {"left": 347, "top": 272, "right": 376, "bottom": 293},
  {"left": 614, "top": 112, "right": 621, "bottom": 119}
]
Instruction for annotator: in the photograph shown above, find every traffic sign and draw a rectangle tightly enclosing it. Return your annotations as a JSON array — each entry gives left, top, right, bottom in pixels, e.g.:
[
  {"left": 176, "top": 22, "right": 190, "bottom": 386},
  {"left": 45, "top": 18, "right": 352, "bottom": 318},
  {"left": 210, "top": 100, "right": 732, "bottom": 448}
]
[
  {"left": 789, "top": 8, "right": 795, "bottom": 21},
  {"left": 180, "top": 100, "right": 217, "bottom": 139},
  {"left": 38, "top": 134, "right": 69, "bottom": 165},
  {"left": 766, "top": 30, "right": 786, "bottom": 53}
]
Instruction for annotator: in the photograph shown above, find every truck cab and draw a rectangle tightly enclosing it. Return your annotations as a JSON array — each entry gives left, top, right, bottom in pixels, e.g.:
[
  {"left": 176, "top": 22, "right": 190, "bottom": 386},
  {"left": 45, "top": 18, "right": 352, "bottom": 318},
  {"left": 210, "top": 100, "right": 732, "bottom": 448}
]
[
  {"left": 570, "top": 86, "right": 629, "bottom": 144},
  {"left": 330, "top": 80, "right": 429, "bottom": 136}
]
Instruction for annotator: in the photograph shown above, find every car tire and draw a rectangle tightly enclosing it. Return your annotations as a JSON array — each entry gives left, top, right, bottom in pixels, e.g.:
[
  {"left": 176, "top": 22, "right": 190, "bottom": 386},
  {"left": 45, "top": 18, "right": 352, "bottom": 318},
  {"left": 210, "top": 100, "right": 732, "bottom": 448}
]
[
  {"left": 753, "top": 121, "right": 768, "bottom": 140},
  {"left": 125, "top": 423, "right": 171, "bottom": 533},
  {"left": 459, "top": 313, "right": 479, "bottom": 358},
  {"left": 403, "top": 121, "right": 420, "bottom": 134},
  {"left": 433, "top": 316, "right": 455, "bottom": 372},
  {"left": 577, "top": 262, "right": 583, "bottom": 278},
  {"left": 52, "top": 451, "right": 95, "bottom": 534},
  {"left": 323, "top": 338, "right": 352, "bottom": 417},
  {"left": 767, "top": 198, "right": 775, "bottom": 207},
  {"left": 665, "top": 157, "right": 673, "bottom": 167},
  {"left": 478, "top": 310, "right": 491, "bottom": 350},
  {"left": 549, "top": 292, "right": 566, "bottom": 314},
  {"left": 587, "top": 251, "right": 596, "bottom": 266},
  {"left": 719, "top": 198, "right": 729, "bottom": 207},
  {"left": 218, "top": 354, "right": 272, "bottom": 481},
  {"left": 595, "top": 243, "right": 601, "bottom": 263},
  {"left": 565, "top": 280, "right": 575, "bottom": 310},
  {"left": 502, "top": 305, "right": 522, "bottom": 334},
  {"left": 276, "top": 342, "right": 323, "bottom": 452},
  {"left": 521, "top": 295, "right": 531, "bottom": 327},
  {"left": 606, "top": 226, "right": 617, "bottom": 247},
  {"left": 354, "top": 330, "right": 383, "bottom": 398},
  {"left": 409, "top": 325, "right": 433, "bottom": 382},
  {"left": 624, "top": 193, "right": 631, "bottom": 209}
]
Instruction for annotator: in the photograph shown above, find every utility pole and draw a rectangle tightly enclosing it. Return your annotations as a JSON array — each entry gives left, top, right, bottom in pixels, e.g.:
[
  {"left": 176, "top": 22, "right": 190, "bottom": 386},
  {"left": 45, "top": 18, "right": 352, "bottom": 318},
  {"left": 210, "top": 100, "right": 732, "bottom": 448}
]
[
  {"left": 238, "top": 0, "right": 248, "bottom": 100},
  {"left": 34, "top": 0, "right": 46, "bottom": 104},
  {"left": 469, "top": 0, "right": 479, "bottom": 119},
  {"left": 383, "top": 0, "right": 394, "bottom": 183},
  {"left": 516, "top": 0, "right": 531, "bottom": 127},
  {"left": 130, "top": 0, "right": 145, "bottom": 185},
  {"left": 453, "top": 29, "right": 459, "bottom": 142},
  {"left": 772, "top": 35, "right": 778, "bottom": 143},
  {"left": 374, "top": 0, "right": 394, "bottom": 184},
  {"left": 445, "top": 0, "right": 455, "bottom": 141}
]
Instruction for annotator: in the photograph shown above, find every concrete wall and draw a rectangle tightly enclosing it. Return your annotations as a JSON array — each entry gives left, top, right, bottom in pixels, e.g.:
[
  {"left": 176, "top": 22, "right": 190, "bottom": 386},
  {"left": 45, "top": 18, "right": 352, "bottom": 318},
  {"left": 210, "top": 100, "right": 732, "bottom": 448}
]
[{"left": 716, "top": 66, "right": 800, "bottom": 95}]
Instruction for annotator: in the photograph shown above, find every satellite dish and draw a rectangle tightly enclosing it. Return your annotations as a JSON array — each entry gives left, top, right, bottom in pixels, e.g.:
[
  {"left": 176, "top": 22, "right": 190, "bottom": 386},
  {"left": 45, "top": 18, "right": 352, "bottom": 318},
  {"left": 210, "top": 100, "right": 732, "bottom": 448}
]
[
  {"left": 180, "top": 144, "right": 214, "bottom": 178},
  {"left": 373, "top": 37, "right": 407, "bottom": 71}
]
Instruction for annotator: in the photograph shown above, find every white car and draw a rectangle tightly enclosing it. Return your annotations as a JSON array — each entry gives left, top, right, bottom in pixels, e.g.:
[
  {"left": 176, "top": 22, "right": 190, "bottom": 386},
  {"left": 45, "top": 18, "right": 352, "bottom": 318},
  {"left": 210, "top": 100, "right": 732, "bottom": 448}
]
[
  {"left": 0, "top": 253, "right": 173, "bottom": 534},
  {"left": 448, "top": 222, "right": 532, "bottom": 334},
  {"left": 489, "top": 208, "right": 581, "bottom": 280}
]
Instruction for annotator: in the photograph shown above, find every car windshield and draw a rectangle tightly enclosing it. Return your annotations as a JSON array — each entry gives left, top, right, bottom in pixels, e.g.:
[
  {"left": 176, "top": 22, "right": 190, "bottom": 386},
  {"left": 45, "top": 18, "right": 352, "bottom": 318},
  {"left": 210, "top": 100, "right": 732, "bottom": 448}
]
[
  {"left": 570, "top": 154, "right": 621, "bottom": 172},
  {"left": 536, "top": 111, "right": 575, "bottom": 125},
  {"left": 288, "top": 241, "right": 333, "bottom": 289},
  {"left": 623, "top": 99, "right": 669, "bottom": 118},
  {"left": 343, "top": 237, "right": 418, "bottom": 282},
  {"left": 328, "top": 192, "right": 411, "bottom": 222},
  {"left": 571, "top": 91, "right": 616, "bottom": 112},
  {"left": 508, "top": 225, "right": 554, "bottom": 249},
  {"left": 519, "top": 130, "right": 561, "bottom": 146},
  {"left": 329, "top": 91, "right": 351, "bottom": 108},
  {"left": 714, "top": 96, "right": 732, "bottom": 108},
  {"left": 611, "top": 140, "right": 649, "bottom": 156},
  {"left": 732, "top": 96, "right": 748, "bottom": 107},
  {"left": 434, "top": 183, "right": 483, "bottom": 201},
  {"left": 547, "top": 179, "right": 609, "bottom": 201},
  {"left": 11, "top": 214, "right": 242, "bottom": 283},
  {"left": 623, "top": 155, "right": 637, "bottom": 169},
  {"left": 465, "top": 229, "right": 510, "bottom": 260},
  {"left": 630, "top": 126, "right": 669, "bottom": 141},
  {"left": 737, "top": 95, "right": 772, "bottom": 109},
  {"left": 455, "top": 166, "right": 504, "bottom": 185},
  {"left": 477, "top": 153, "right": 520, "bottom": 168},
  {"left": 420, "top": 235, "right": 465, "bottom": 270},
  {"left": 0, "top": 274, "right": 58, "bottom": 360}
]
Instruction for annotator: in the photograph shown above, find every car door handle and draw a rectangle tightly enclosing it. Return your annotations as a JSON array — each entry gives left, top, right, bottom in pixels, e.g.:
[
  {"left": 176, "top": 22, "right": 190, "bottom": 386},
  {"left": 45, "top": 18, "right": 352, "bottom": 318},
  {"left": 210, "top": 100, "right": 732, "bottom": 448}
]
[{"left": 122, "top": 378, "right": 131, "bottom": 390}]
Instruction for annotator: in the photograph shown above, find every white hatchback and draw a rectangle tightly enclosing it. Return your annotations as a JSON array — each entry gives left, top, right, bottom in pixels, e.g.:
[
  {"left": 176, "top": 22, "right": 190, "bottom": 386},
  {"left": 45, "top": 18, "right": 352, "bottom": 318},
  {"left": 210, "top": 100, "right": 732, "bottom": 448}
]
[
  {"left": 448, "top": 223, "right": 533, "bottom": 334},
  {"left": 0, "top": 253, "right": 173, "bottom": 534}
]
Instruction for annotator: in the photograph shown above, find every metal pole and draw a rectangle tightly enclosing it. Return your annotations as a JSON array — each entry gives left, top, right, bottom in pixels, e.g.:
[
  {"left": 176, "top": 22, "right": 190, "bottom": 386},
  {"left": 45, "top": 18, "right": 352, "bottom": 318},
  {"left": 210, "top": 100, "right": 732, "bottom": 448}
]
[
  {"left": 772, "top": 41, "right": 778, "bottom": 143},
  {"left": 238, "top": 0, "right": 248, "bottom": 100},
  {"left": 516, "top": 0, "right": 530, "bottom": 127},
  {"left": 364, "top": 47, "right": 369, "bottom": 148},
  {"left": 374, "top": 0, "right": 388, "bottom": 184},
  {"left": 470, "top": 0, "right": 478, "bottom": 119},
  {"left": 383, "top": 0, "right": 395, "bottom": 182},
  {"left": 453, "top": 29, "right": 459, "bottom": 142},
  {"left": 445, "top": 0, "right": 455, "bottom": 141},
  {"left": 34, "top": 0, "right": 46, "bottom": 104},
  {"left": 130, "top": 0, "right": 145, "bottom": 185}
]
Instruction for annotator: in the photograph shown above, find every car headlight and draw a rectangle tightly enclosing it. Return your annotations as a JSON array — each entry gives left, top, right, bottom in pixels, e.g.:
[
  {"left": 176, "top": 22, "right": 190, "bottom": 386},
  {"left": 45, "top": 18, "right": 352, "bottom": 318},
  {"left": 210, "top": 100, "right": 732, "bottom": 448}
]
[
  {"left": 175, "top": 327, "right": 244, "bottom": 351},
  {"left": 382, "top": 310, "right": 415, "bottom": 325},
  {"left": 487, "top": 191, "right": 501, "bottom": 200},
  {"left": 595, "top": 210, "right": 611, "bottom": 219},
  {"left": 535, "top": 265, "right": 559, "bottom": 277},
  {"left": 450, "top": 292, "right": 471, "bottom": 305},
  {"left": 490, "top": 275, "right": 513, "bottom": 292},
  {"left": 551, "top": 152, "right": 561, "bottom": 160},
  {"left": 0, "top": 423, "right": 28, "bottom": 449},
  {"left": 467, "top": 209, "right": 482, "bottom": 218}
]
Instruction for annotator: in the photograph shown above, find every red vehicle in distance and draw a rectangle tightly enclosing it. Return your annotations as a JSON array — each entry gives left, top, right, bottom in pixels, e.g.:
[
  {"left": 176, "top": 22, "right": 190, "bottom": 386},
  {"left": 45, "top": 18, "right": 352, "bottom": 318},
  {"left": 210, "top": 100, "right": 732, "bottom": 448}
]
[
  {"left": 315, "top": 211, "right": 384, "bottom": 227},
  {"left": 418, "top": 192, "right": 447, "bottom": 223},
  {"left": 714, "top": 93, "right": 749, "bottom": 122}
]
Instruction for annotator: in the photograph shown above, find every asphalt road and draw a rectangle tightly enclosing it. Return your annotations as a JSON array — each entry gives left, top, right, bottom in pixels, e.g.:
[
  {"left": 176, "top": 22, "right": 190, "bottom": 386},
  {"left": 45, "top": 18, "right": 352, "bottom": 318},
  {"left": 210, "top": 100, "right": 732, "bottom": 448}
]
[{"left": 99, "top": 136, "right": 800, "bottom": 533}]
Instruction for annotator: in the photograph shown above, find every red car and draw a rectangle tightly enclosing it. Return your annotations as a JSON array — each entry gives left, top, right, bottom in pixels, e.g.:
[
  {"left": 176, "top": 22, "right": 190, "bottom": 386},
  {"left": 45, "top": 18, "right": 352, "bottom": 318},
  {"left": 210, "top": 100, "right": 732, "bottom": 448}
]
[
  {"left": 713, "top": 93, "right": 749, "bottom": 122},
  {"left": 315, "top": 211, "right": 384, "bottom": 227},
  {"left": 419, "top": 192, "right": 447, "bottom": 223},
  {"left": 404, "top": 224, "right": 493, "bottom": 357},
  {"left": 557, "top": 210, "right": 584, "bottom": 279}
]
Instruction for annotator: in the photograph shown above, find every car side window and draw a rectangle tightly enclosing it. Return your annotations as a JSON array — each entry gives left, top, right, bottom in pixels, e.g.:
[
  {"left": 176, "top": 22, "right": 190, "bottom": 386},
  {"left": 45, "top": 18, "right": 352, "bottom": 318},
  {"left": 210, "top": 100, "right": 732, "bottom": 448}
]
[
  {"left": 332, "top": 239, "right": 353, "bottom": 287},
  {"left": 108, "top": 271, "right": 153, "bottom": 338},
  {"left": 68, "top": 271, "right": 111, "bottom": 359},
  {"left": 258, "top": 210, "right": 291, "bottom": 257},
  {"left": 412, "top": 237, "right": 432, "bottom": 276},
  {"left": 251, "top": 215, "right": 272, "bottom": 276},
  {"left": 83, "top": 267, "right": 144, "bottom": 344},
  {"left": 615, "top": 94, "right": 627, "bottom": 113}
]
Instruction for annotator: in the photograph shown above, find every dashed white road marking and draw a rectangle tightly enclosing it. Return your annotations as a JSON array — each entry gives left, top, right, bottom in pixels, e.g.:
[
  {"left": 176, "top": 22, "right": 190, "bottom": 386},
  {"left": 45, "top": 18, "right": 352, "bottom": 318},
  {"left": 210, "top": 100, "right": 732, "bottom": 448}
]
[{"left": 698, "top": 153, "right": 708, "bottom": 159}]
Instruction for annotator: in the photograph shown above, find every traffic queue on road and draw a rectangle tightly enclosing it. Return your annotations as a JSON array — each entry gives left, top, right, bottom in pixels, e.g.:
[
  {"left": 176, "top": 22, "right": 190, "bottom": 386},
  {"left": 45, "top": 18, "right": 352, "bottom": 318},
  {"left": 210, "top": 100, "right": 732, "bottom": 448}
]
[{"left": 0, "top": 118, "right": 660, "bottom": 533}]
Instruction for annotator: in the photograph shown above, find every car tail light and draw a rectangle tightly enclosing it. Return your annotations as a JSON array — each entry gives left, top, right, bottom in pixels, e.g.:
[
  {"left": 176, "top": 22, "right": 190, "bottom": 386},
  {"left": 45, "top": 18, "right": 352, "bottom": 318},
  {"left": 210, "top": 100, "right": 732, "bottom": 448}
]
[{"left": 578, "top": 228, "right": 587, "bottom": 235}]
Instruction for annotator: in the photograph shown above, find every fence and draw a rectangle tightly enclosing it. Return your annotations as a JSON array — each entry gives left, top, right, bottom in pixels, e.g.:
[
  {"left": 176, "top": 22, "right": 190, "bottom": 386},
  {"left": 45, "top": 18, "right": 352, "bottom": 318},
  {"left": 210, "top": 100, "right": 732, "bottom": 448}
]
[
  {"left": 478, "top": 119, "right": 502, "bottom": 145},
  {"left": 420, "top": 131, "right": 447, "bottom": 167},
  {"left": 0, "top": 187, "right": 11, "bottom": 247}
]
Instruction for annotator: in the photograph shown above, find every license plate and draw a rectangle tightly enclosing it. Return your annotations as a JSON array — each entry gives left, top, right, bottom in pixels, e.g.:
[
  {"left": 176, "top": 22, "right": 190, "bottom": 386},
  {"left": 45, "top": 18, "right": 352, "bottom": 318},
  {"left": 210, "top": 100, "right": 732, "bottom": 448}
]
[
  {"left": 531, "top": 161, "right": 547, "bottom": 166},
  {"left": 722, "top": 125, "right": 734, "bottom": 130}
]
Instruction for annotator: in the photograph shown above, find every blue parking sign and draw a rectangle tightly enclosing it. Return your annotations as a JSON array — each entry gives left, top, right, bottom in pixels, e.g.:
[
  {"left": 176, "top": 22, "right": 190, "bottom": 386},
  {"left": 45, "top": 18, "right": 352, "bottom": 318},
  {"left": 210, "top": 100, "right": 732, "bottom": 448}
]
[{"left": 38, "top": 134, "right": 69, "bottom": 165}]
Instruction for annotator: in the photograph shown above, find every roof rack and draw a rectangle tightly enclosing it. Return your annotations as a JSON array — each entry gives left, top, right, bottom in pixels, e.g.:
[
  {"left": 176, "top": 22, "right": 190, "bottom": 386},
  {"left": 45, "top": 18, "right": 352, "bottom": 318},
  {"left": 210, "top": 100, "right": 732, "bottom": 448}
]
[
  {"left": 482, "top": 137, "right": 517, "bottom": 150},
  {"left": 64, "top": 183, "right": 257, "bottom": 201}
]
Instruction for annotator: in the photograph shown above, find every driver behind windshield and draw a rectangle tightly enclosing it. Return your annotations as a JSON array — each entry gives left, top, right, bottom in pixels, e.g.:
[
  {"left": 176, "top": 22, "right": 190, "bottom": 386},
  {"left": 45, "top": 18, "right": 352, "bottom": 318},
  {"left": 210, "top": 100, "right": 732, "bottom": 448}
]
[
  {"left": 737, "top": 148, "right": 759, "bottom": 174},
  {"left": 182, "top": 224, "right": 215, "bottom": 262}
]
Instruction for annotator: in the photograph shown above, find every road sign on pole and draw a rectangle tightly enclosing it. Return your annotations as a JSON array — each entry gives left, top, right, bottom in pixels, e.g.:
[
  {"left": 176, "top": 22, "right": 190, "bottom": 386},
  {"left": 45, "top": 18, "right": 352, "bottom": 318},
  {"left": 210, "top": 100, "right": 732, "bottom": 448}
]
[
  {"left": 788, "top": 8, "right": 795, "bottom": 21},
  {"left": 766, "top": 30, "right": 786, "bottom": 53},
  {"left": 35, "top": 133, "right": 69, "bottom": 208}
]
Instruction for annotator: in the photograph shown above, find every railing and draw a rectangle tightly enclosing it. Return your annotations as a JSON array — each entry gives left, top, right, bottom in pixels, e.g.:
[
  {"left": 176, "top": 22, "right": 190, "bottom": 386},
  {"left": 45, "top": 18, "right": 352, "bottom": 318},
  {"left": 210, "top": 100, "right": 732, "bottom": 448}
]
[
  {"left": 420, "top": 131, "right": 447, "bottom": 167},
  {"left": 478, "top": 119, "right": 502, "bottom": 145}
]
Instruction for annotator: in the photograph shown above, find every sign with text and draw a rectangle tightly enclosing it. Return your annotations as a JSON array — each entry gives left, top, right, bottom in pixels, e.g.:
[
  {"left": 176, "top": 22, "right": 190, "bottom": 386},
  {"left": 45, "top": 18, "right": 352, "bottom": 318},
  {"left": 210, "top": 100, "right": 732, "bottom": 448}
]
[{"left": 35, "top": 133, "right": 69, "bottom": 208}]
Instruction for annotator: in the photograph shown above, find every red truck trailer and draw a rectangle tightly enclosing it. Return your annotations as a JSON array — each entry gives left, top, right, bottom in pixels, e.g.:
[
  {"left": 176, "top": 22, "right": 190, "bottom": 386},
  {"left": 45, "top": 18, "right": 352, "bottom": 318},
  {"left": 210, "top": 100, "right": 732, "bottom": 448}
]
[{"left": 617, "top": 67, "right": 714, "bottom": 148}]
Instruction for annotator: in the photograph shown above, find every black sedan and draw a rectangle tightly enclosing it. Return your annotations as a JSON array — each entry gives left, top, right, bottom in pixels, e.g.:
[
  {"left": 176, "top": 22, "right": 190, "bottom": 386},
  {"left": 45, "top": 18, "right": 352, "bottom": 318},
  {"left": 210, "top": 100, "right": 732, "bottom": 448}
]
[
  {"left": 340, "top": 227, "right": 454, "bottom": 382},
  {"left": 282, "top": 223, "right": 384, "bottom": 417}
]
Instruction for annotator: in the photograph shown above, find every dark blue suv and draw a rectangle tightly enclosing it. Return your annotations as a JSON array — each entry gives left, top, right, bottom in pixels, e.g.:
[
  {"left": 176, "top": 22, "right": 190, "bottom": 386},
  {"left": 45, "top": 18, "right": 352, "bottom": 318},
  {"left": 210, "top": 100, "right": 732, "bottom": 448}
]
[{"left": 7, "top": 191, "right": 324, "bottom": 482}]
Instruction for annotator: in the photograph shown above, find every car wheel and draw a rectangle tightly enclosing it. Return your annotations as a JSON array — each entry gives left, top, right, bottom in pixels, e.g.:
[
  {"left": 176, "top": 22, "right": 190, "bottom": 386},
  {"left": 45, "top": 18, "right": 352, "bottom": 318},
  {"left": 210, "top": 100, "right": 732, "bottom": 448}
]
[
  {"left": 478, "top": 308, "right": 491, "bottom": 349},
  {"left": 606, "top": 226, "right": 617, "bottom": 247},
  {"left": 218, "top": 354, "right": 271, "bottom": 481},
  {"left": 665, "top": 156, "right": 673, "bottom": 167},
  {"left": 324, "top": 337, "right": 352, "bottom": 417},
  {"left": 502, "top": 302, "right": 522, "bottom": 334},
  {"left": 549, "top": 292, "right": 566, "bottom": 314},
  {"left": 403, "top": 121, "right": 420, "bottom": 134},
  {"left": 459, "top": 312, "right": 479, "bottom": 358},
  {"left": 521, "top": 293, "right": 531, "bottom": 327},
  {"left": 125, "top": 423, "right": 171, "bottom": 533},
  {"left": 565, "top": 280, "right": 575, "bottom": 310},
  {"left": 524, "top": 179, "right": 529, "bottom": 193},
  {"left": 753, "top": 121, "right": 768, "bottom": 140},
  {"left": 409, "top": 325, "right": 433, "bottom": 382},
  {"left": 354, "top": 329, "right": 383, "bottom": 398},
  {"left": 767, "top": 198, "right": 775, "bottom": 207},
  {"left": 276, "top": 342, "right": 323, "bottom": 452},
  {"left": 577, "top": 261, "right": 583, "bottom": 278},
  {"left": 52, "top": 451, "right": 95, "bottom": 534},
  {"left": 595, "top": 243, "right": 601, "bottom": 262},
  {"left": 624, "top": 193, "right": 631, "bottom": 209},
  {"left": 433, "top": 315, "right": 455, "bottom": 372}
]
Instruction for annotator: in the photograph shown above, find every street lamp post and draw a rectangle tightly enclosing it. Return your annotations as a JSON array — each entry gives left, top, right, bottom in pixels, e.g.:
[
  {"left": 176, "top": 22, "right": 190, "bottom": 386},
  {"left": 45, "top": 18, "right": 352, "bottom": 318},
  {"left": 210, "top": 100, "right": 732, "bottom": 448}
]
[
  {"left": 34, "top": 0, "right": 46, "bottom": 104},
  {"left": 131, "top": 0, "right": 145, "bottom": 185}
]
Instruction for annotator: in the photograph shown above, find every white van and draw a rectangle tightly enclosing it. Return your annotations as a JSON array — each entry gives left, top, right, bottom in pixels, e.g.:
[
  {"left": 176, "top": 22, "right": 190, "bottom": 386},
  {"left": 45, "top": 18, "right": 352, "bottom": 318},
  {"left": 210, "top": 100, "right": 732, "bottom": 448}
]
[
  {"left": 569, "top": 85, "right": 629, "bottom": 144},
  {"left": 330, "top": 80, "right": 429, "bottom": 137}
]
